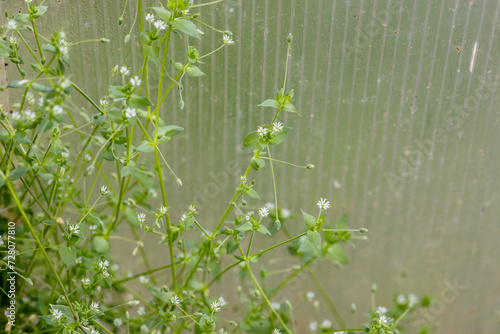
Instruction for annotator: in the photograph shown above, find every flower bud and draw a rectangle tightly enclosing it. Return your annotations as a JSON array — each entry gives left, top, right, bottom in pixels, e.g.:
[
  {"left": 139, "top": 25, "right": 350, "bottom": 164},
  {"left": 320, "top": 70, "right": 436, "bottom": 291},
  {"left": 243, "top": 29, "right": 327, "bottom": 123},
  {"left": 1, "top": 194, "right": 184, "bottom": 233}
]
[
  {"left": 287, "top": 33, "right": 293, "bottom": 43},
  {"left": 371, "top": 283, "right": 377, "bottom": 293},
  {"left": 359, "top": 227, "right": 368, "bottom": 233},
  {"left": 124, "top": 34, "right": 131, "bottom": 43},
  {"left": 100, "top": 38, "right": 110, "bottom": 43},
  {"left": 306, "top": 164, "right": 315, "bottom": 169}
]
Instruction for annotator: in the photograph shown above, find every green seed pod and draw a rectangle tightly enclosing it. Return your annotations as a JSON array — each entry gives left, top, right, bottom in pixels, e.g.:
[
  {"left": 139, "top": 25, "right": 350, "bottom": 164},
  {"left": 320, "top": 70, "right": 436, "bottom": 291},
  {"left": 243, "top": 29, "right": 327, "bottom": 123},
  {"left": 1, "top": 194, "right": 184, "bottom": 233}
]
[
  {"left": 274, "top": 220, "right": 281, "bottom": 230},
  {"left": 287, "top": 33, "right": 293, "bottom": 43},
  {"left": 100, "top": 38, "right": 110, "bottom": 43},
  {"left": 124, "top": 34, "right": 131, "bottom": 43},
  {"left": 118, "top": 17, "right": 124, "bottom": 25},
  {"left": 371, "top": 283, "right": 377, "bottom": 293},
  {"left": 306, "top": 164, "right": 315, "bottom": 169},
  {"left": 241, "top": 199, "right": 247, "bottom": 206},
  {"left": 351, "top": 303, "right": 357, "bottom": 313},
  {"left": 359, "top": 227, "right": 368, "bottom": 233}
]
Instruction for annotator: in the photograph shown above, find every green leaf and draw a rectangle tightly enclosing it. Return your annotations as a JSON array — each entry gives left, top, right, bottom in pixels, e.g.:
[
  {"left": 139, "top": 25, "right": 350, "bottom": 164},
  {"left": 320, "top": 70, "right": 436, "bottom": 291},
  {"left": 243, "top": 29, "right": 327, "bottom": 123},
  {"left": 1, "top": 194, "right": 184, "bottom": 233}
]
[
  {"left": 58, "top": 245, "right": 76, "bottom": 268},
  {"left": 91, "top": 236, "right": 110, "bottom": 254},
  {"left": 31, "top": 82, "right": 51, "bottom": 92},
  {"left": 158, "top": 125, "right": 184, "bottom": 138},
  {"left": 250, "top": 157, "right": 265, "bottom": 170},
  {"left": 283, "top": 103, "right": 299, "bottom": 114},
  {"left": 7, "top": 80, "right": 29, "bottom": 89},
  {"left": 136, "top": 141, "right": 155, "bottom": 153},
  {"left": 14, "top": 13, "right": 30, "bottom": 22},
  {"left": 152, "top": 7, "right": 172, "bottom": 21},
  {"left": 0, "top": 129, "right": 11, "bottom": 142},
  {"left": 110, "top": 86, "right": 127, "bottom": 98},
  {"left": 185, "top": 65, "right": 205, "bottom": 77},
  {"left": 302, "top": 210, "right": 316, "bottom": 230},
  {"left": 258, "top": 99, "right": 280, "bottom": 108},
  {"left": 145, "top": 45, "right": 160, "bottom": 65},
  {"left": 8, "top": 167, "right": 28, "bottom": 181},
  {"left": 246, "top": 188, "right": 260, "bottom": 199},
  {"left": 0, "top": 41, "right": 12, "bottom": 57},
  {"left": 236, "top": 222, "right": 254, "bottom": 234},
  {"left": 242, "top": 132, "right": 264, "bottom": 149},
  {"left": 127, "top": 95, "right": 152, "bottom": 109},
  {"left": 171, "top": 18, "right": 200, "bottom": 39},
  {"left": 268, "top": 126, "right": 292, "bottom": 146},
  {"left": 327, "top": 244, "right": 347, "bottom": 267},
  {"left": 257, "top": 224, "right": 271, "bottom": 236},
  {"left": 298, "top": 235, "right": 320, "bottom": 258},
  {"left": 121, "top": 161, "right": 136, "bottom": 177},
  {"left": 307, "top": 230, "right": 322, "bottom": 251},
  {"left": 226, "top": 239, "right": 240, "bottom": 254},
  {"left": 32, "top": 6, "right": 48, "bottom": 19}
]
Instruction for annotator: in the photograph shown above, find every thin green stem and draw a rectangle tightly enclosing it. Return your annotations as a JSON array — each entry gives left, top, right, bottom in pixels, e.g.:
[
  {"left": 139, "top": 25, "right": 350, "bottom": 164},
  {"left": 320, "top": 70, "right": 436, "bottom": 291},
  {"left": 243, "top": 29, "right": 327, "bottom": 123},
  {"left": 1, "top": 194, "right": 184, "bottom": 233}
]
[
  {"left": 246, "top": 262, "right": 292, "bottom": 334},
  {"left": 267, "top": 145, "right": 279, "bottom": 222}
]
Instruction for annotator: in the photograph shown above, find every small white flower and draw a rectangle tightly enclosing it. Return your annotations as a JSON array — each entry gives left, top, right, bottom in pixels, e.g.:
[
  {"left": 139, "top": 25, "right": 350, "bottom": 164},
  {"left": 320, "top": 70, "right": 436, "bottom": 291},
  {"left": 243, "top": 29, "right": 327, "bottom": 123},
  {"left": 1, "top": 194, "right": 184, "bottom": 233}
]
[
  {"left": 130, "top": 75, "right": 142, "bottom": 87},
  {"left": 148, "top": 188, "right": 158, "bottom": 197},
  {"left": 8, "top": 36, "right": 18, "bottom": 44},
  {"left": 408, "top": 294, "right": 418, "bottom": 307},
  {"left": 90, "top": 329, "right": 100, "bottom": 334},
  {"left": 61, "top": 152, "right": 69, "bottom": 159},
  {"left": 320, "top": 320, "right": 332, "bottom": 329},
  {"left": 6, "top": 20, "right": 17, "bottom": 30},
  {"left": 223, "top": 33, "right": 234, "bottom": 45},
  {"left": 139, "top": 275, "right": 149, "bottom": 285},
  {"left": 282, "top": 208, "right": 291, "bottom": 218},
  {"left": 240, "top": 175, "right": 247, "bottom": 183},
  {"left": 100, "top": 186, "right": 109, "bottom": 195},
  {"left": 38, "top": 97, "right": 44, "bottom": 105},
  {"left": 271, "top": 302, "right": 280, "bottom": 310},
  {"left": 257, "top": 126, "right": 268, "bottom": 138},
  {"left": 153, "top": 19, "right": 166, "bottom": 30},
  {"left": 378, "top": 315, "right": 388, "bottom": 324},
  {"left": 11, "top": 111, "right": 21, "bottom": 120},
  {"left": 396, "top": 294, "right": 407, "bottom": 305},
  {"left": 84, "top": 154, "right": 92, "bottom": 162},
  {"left": 317, "top": 198, "right": 330, "bottom": 211},
  {"left": 99, "top": 99, "right": 108, "bottom": 108},
  {"left": 25, "top": 110, "right": 36, "bottom": 120},
  {"left": 259, "top": 206, "right": 269, "bottom": 218},
  {"left": 140, "top": 325, "right": 148, "bottom": 332},
  {"left": 25, "top": 0, "right": 33, "bottom": 4},
  {"left": 90, "top": 301, "right": 100, "bottom": 312},
  {"left": 272, "top": 121, "right": 283, "bottom": 132},
  {"left": 218, "top": 296, "right": 227, "bottom": 306},
  {"left": 137, "top": 306, "right": 146, "bottom": 316},
  {"left": 306, "top": 291, "right": 315, "bottom": 301},
  {"left": 124, "top": 107, "right": 136, "bottom": 119},
  {"left": 159, "top": 206, "right": 168, "bottom": 215},
  {"left": 52, "top": 308, "right": 63, "bottom": 320},
  {"left": 145, "top": 13, "right": 155, "bottom": 22},
  {"left": 120, "top": 66, "right": 129, "bottom": 75},
  {"left": 245, "top": 215, "right": 250, "bottom": 221},
  {"left": 272, "top": 329, "right": 281, "bottom": 334},
  {"left": 102, "top": 270, "right": 110, "bottom": 278},
  {"left": 60, "top": 39, "right": 69, "bottom": 46},
  {"left": 113, "top": 318, "right": 123, "bottom": 327},
  {"left": 189, "top": 204, "right": 196, "bottom": 212},
  {"left": 377, "top": 306, "right": 387, "bottom": 314},
  {"left": 309, "top": 321, "right": 318, "bottom": 331},
  {"left": 68, "top": 224, "right": 80, "bottom": 235},
  {"left": 59, "top": 45, "right": 69, "bottom": 55},
  {"left": 210, "top": 301, "right": 221, "bottom": 312},
  {"left": 53, "top": 105, "right": 64, "bottom": 115},
  {"left": 171, "top": 295, "right": 180, "bottom": 305},
  {"left": 75, "top": 256, "right": 83, "bottom": 264},
  {"left": 0, "top": 239, "right": 4, "bottom": 247},
  {"left": 98, "top": 259, "right": 110, "bottom": 270},
  {"left": 89, "top": 224, "right": 98, "bottom": 232},
  {"left": 81, "top": 277, "right": 91, "bottom": 285},
  {"left": 180, "top": 214, "right": 187, "bottom": 222},
  {"left": 137, "top": 213, "right": 146, "bottom": 223}
]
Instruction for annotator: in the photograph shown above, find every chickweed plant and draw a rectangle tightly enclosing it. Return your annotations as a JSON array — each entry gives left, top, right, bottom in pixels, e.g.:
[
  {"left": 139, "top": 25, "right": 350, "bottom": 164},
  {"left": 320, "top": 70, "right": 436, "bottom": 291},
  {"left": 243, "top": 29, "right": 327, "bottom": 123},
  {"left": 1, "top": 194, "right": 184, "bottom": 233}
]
[{"left": 0, "top": 1, "right": 434, "bottom": 333}]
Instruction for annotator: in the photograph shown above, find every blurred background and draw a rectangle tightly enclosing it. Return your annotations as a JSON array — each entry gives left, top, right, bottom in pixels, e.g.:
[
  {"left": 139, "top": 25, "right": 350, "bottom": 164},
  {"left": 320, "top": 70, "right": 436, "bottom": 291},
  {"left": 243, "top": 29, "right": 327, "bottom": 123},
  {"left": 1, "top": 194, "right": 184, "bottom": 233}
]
[{"left": 2, "top": 0, "right": 500, "bottom": 332}]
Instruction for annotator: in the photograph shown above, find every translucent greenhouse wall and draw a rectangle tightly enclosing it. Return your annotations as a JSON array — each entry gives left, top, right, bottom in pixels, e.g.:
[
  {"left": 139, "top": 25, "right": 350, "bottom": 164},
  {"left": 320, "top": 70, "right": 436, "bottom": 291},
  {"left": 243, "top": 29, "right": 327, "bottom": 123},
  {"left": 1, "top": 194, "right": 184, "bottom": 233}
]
[{"left": 2, "top": 0, "right": 500, "bottom": 332}]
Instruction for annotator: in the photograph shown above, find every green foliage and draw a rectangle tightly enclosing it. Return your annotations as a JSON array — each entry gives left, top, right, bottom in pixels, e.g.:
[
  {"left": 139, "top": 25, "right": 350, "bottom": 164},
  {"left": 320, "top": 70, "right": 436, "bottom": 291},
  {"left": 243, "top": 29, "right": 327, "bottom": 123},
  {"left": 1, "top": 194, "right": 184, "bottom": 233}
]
[{"left": 0, "top": 2, "right": 432, "bottom": 334}]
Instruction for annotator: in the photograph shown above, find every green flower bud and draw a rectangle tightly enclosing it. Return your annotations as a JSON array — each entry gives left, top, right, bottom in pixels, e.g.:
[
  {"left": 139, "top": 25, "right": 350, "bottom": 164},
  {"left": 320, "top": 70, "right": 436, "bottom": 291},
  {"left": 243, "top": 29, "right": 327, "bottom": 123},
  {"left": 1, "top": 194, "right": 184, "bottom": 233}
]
[
  {"left": 124, "top": 34, "right": 131, "bottom": 43},
  {"left": 100, "top": 38, "right": 110, "bottom": 43},
  {"left": 371, "top": 283, "right": 377, "bottom": 293},
  {"left": 287, "top": 33, "right": 293, "bottom": 43},
  {"left": 306, "top": 164, "right": 315, "bottom": 169},
  {"left": 359, "top": 227, "right": 368, "bottom": 233},
  {"left": 351, "top": 303, "right": 357, "bottom": 313}
]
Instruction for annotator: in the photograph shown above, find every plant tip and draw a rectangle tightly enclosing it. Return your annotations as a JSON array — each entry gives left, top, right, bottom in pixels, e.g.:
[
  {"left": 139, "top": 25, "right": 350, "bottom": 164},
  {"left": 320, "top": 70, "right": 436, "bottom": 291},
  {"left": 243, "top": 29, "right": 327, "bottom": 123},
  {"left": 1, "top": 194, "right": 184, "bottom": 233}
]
[
  {"left": 306, "top": 164, "right": 314, "bottom": 169},
  {"left": 359, "top": 227, "right": 368, "bottom": 233}
]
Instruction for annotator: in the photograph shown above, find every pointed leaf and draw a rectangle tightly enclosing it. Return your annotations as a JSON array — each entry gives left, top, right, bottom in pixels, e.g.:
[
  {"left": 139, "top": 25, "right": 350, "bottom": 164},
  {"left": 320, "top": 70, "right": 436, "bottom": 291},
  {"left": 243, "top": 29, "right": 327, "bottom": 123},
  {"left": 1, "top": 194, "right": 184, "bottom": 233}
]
[
  {"left": 136, "top": 141, "right": 155, "bottom": 153},
  {"left": 269, "top": 126, "right": 292, "bottom": 146},
  {"left": 283, "top": 103, "right": 299, "bottom": 114},
  {"left": 152, "top": 7, "right": 172, "bottom": 21},
  {"left": 307, "top": 230, "right": 322, "bottom": 251},
  {"left": 171, "top": 18, "right": 200, "bottom": 39},
  {"left": 258, "top": 99, "right": 280, "bottom": 108},
  {"left": 242, "top": 132, "right": 264, "bottom": 149},
  {"left": 302, "top": 210, "right": 316, "bottom": 230},
  {"left": 257, "top": 224, "right": 271, "bottom": 236},
  {"left": 246, "top": 188, "right": 260, "bottom": 199},
  {"left": 58, "top": 245, "right": 76, "bottom": 268},
  {"left": 185, "top": 65, "right": 205, "bottom": 77},
  {"left": 121, "top": 161, "right": 136, "bottom": 177},
  {"left": 127, "top": 95, "right": 152, "bottom": 109},
  {"left": 145, "top": 45, "right": 160, "bottom": 65}
]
